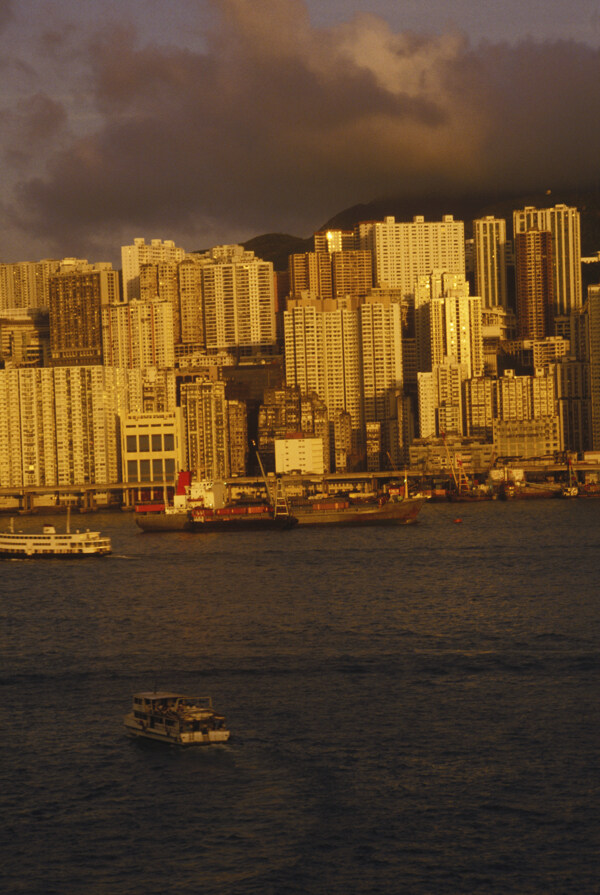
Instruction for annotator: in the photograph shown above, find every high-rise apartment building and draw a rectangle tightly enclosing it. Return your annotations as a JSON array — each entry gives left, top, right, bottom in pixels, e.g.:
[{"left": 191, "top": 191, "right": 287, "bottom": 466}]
[
  {"left": 357, "top": 215, "right": 465, "bottom": 297},
  {"left": 289, "top": 249, "right": 372, "bottom": 302},
  {"left": 200, "top": 246, "right": 276, "bottom": 351},
  {"left": 359, "top": 295, "right": 404, "bottom": 465},
  {"left": 332, "top": 251, "right": 373, "bottom": 300},
  {"left": 473, "top": 216, "right": 508, "bottom": 308},
  {"left": 0, "top": 365, "right": 138, "bottom": 487},
  {"left": 314, "top": 230, "right": 356, "bottom": 253},
  {"left": 102, "top": 299, "right": 175, "bottom": 369},
  {"left": 555, "top": 359, "right": 590, "bottom": 454},
  {"left": 0, "top": 259, "right": 61, "bottom": 311},
  {"left": 0, "top": 309, "right": 50, "bottom": 367},
  {"left": 139, "top": 260, "right": 181, "bottom": 341},
  {"left": 418, "top": 362, "right": 467, "bottom": 438},
  {"left": 464, "top": 377, "right": 496, "bottom": 440},
  {"left": 415, "top": 272, "right": 484, "bottom": 378},
  {"left": 48, "top": 265, "right": 120, "bottom": 366},
  {"left": 513, "top": 204, "right": 582, "bottom": 317},
  {"left": 288, "top": 252, "right": 333, "bottom": 300},
  {"left": 121, "top": 238, "right": 186, "bottom": 303},
  {"left": 178, "top": 258, "right": 204, "bottom": 346},
  {"left": 180, "top": 378, "right": 247, "bottom": 479},
  {"left": 585, "top": 285, "right": 600, "bottom": 449},
  {"left": 496, "top": 369, "right": 557, "bottom": 422},
  {"left": 514, "top": 230, "right": 554, "bottom": 339},
  {"left": 0, "top": 367, "right": 57, "bottom": 486},
  {"left": 284, "top": 296, "right": 363, "bottom": 464}
]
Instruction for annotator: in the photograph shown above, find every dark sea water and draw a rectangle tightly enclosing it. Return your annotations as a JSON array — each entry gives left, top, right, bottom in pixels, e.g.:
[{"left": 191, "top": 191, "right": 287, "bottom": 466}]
[{"left": 1, "top": 499, "right": 599, "bottom": 895}]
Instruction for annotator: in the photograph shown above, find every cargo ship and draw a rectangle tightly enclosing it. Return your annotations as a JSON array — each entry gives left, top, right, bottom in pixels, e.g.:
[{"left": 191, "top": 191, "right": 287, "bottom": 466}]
[{"left": 135, "top": 473, "right": 297, "bottom": 532}]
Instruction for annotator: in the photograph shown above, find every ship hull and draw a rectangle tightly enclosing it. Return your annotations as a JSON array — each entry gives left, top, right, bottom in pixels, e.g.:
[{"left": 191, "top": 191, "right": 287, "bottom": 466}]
[
  {"left": 294, "top": 497, "right": 424, "bottom": 526},
  {"left": 124, "top": 716, "right": 230, "bottom": 746},
  {"left": 136, "top": 512, "right": 297, "bottom": 532},
  {"left": 135, "top": 512, "right": 191, "bottom": 532},
  {"left": 188, "top": 514, "right": 297, "bottom": 532}
]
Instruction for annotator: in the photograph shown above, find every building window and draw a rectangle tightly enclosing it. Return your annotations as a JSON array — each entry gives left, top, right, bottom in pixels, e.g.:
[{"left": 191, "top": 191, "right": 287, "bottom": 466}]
[
  {"left": 152, "top": 434, "right": 162, "bottom": 451},
  {"left": 140, "top": 459, "right": 150, "bottom": 479},
  {"left": 165, "top": 458, "right": 175, "bottom": 476},
  {"left": 139, "top": 434, "right": 150, "bottom": 452},
  {"left": 164, "top": 433, "right": 174, "bottom": 451},
  {"left": 127, "top": 459, "right": 138, "bottom": 481},
  {"left": 152, "top": 458, "right": 163, "bottom": 479},
  {"left": 126, "top": 435, "right": 136, "bottom": 453}
]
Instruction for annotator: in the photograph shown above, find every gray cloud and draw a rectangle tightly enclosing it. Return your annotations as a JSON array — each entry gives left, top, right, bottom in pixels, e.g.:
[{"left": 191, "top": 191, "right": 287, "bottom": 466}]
[
  {"left": 0, "top": 0, "right": 13, "bottom": 33},
  {"left": 7, "top": 0, "right": 600, "bottom": 260}
]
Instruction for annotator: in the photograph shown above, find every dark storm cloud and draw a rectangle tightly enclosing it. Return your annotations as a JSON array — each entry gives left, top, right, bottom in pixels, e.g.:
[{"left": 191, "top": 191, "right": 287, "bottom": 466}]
[{"left": 10, "top": 0, "right": 600, "bottom": 257}]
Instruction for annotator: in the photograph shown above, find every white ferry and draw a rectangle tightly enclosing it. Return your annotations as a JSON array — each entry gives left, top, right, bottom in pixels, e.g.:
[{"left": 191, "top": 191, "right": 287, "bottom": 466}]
[
  {"left": 0, "top": 518, "right": 112, "bottom": 558},
  {"left": 124, "top": 692, "right": 231, "bottom": 746}
]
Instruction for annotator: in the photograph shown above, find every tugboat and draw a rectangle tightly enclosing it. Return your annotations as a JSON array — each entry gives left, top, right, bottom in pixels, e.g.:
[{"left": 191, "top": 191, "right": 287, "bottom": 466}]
[{"left": 124, "top": 692, "right": 230, "bottom": 746}]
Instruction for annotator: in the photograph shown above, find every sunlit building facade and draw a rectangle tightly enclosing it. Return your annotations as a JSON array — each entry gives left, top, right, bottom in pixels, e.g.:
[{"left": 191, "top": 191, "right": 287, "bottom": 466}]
[
  {"left": 513, "top": 204, "right": 582, "bottom": 318},
  {"left": 201, "top": 246, "right": 276, "bottom": 351},
  {"left": 48, "top": 265, "right": 120, "bottom": 366},
  {"left": 473, "top": 216, "right": 508, "bottom": 309},
  {"left": 357, "top": 215, "right": 465, "bottom": 297},
  {"left": 121, "top": 238, "right": 186, "bottom": 303},
  {"left": 102, "top": 299, "right": 175, "bottom": 369}
]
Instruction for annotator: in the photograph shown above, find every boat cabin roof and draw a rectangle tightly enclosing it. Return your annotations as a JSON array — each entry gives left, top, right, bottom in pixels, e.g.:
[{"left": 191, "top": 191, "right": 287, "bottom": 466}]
[
  {"left": 133, "top": 692, "right": 214, "bottom": 709},
  {"left": 134, "top": 691, "right": 184, "bottom": 701}
]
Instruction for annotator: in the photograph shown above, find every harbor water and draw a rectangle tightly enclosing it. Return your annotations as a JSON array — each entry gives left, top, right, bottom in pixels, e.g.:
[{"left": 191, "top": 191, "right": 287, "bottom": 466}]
[{"left": 1, "top": 499, "right": 599, "bottom": 894}]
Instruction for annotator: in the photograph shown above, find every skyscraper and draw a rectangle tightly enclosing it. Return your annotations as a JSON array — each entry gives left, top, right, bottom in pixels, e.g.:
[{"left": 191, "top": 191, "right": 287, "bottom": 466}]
[
  {"left": 288, "top": 252, "right": 333, "bottom": 300},
  {"left": 0, "top": 365, "right": 137, "bottom": 487},
  {"left": 178, "top": 258, "right": 204, "bottom": 346},
  {"left": 514, "top": 230, "right": 554, "bottom": 339},
  {"left": 0, "top": 259, "right": 61, "bottom": 311},
  {"left": 284, "top": 296, "right": 363, "bottom": 465},
  {"left": 121, "top": 238, "right": 186, "bottom": 303},
  {"left": 585, "top": 285, "right": 600, "bottom": 449},
  {"left": 48, "top": 265, "right": 120, "bottom": 366},
  {"left": 513, "top": 204, "right": 582, "bottom": 317},
  {"left": 414, "top": 272, "right": 484, "bottom": 378},
  {"left": 359, "top": 295, "right": 404, "bottom": 465},
  {"left": 357, "top": 215, "right": 465, "bottom": 297},
  {"left": 102, "top": 299, "right": 175, "bottom": 369},
  {"left": 180, "top": 378, "right": 245, "bottom": 480},
  {"left": 201, "top": 246, "right": 276, "bottom": 351},
  {"left": 139, "top": 260, "right": 181, "bottom": 341},
  {"left": 473, "top": 216, "right": 508, "bottom": 308}
]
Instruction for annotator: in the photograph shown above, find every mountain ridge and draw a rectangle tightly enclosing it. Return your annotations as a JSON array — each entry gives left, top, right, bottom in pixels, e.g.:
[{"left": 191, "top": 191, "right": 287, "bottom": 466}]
[{"left": 242, "top": 187, "right": 600, "bottom": 271}]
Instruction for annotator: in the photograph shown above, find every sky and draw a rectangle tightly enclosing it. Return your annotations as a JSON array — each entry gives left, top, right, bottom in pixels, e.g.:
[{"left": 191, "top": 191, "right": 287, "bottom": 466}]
[{"left": 1, "top": 0, "right": 600, "bottom": 265}]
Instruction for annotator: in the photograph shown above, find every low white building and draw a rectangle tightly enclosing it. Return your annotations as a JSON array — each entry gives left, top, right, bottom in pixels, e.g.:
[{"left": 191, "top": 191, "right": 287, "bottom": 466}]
[{"left": 275, "top": 437, "right": 325, "bottom": 475}]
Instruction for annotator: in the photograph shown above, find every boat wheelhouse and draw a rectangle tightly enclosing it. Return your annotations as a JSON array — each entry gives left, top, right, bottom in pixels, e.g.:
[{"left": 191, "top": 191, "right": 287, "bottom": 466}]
[{"left": 124, "top": 692, "right": 230, "bottom": 746}]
